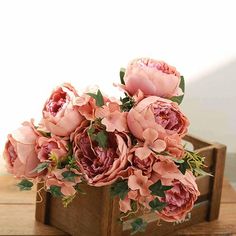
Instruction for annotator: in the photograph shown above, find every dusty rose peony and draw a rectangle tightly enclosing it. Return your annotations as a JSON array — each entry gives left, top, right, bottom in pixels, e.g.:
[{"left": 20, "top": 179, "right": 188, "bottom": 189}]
[
  {"left": 36, "top": 136, "right": 68, "bottom": 163},
  {"left": 3, "top": 121, "right": 41, "bottom": 178},
  {"left": 127, "top": 96, "right": 189, "bottom": 139},
  {"left": 42, "top": 83, "right": 83, "bottom": 136},
  {"left": 157, "top": 171, "right": 200, "bottom": 222},
  {"left": 123, "top": 58, "right": 182, "bottom": 98},
  {"left": 72, "top": 122, "right": 130, "bottom": 186}
]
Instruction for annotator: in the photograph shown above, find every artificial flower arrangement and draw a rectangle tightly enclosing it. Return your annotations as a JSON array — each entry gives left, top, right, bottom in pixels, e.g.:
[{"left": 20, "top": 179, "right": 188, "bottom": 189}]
[{"left": 3, "top": 58, "right": 207, "bottom": 235}]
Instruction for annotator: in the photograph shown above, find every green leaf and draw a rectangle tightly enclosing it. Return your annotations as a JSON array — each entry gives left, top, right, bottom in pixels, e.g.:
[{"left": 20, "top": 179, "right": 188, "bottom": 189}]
[
  {"left": 170, "top": 76, "right": 185, "bottom": 105},
  {"left": 149, "top": 180, "right": 172, "bottom": 197},
  {"left": 120, "top": 68, "right": 126, "bottom": 85},
  {"left": 120, "top": 95, "right": 135, "bottom": 112},
  {"left": 111, "top": 180, "right": 129, "bottom": 200},
  {"left": 93, "top": 130, "right": 108, "bottom": 148},
  {"left": 17, "top": 179, "right": 34, "bottom": 191},
  {"left": 178, "top": 161, "right": 190, "bottom": 175},
  {"left": 179, "top": 75, "right": 185, "bottom": 93},
  {"left": 62, "top": 171, "right": 79, "bottom": 182},
  {"left": 149, "top": 198, "right": 167, "bottom": 212},
  {"left": 30, "top": 162, "right": 49, "bottom": 174},
  {"left": 131, "top": 218, "right": 148, "bottom": 235},
  {"left": 49, "top": 185, "right": 63, "bottom": 197},
  {"left": 74, "top": 184, "right": 86, "bottom": 195},
  {"left": 87, "top": 89, "right": 104, "bottom": 107}
]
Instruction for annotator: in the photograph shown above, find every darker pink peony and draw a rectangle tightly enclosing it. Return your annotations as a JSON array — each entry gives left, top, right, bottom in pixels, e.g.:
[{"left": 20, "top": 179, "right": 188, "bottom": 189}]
[
  {"left": 72, "top": 122, "right": 130, "bottom": 187},
  {"left": 127, "top": 96, "right": 189, "bottom": 140},
  {"left": 36, "top": 136, "right": 68, "bottom": 163},
  {"left": 42, "top": 83, "right": 84, "bottom": 137},
  {"left": 157, "top": 171, "right": 200, "bottom": 222},
  {"left": 123, "top": 58, "right": 182, "bottom": 98},
  {"left": 3, "top": 121, "right": 41, "bottom": 179}
]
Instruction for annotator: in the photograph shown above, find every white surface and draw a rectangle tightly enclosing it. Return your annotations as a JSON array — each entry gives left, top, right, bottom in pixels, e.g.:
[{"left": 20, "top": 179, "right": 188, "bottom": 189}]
[{"left": 0, "top": 1, "right": 236, "bottom": 172}]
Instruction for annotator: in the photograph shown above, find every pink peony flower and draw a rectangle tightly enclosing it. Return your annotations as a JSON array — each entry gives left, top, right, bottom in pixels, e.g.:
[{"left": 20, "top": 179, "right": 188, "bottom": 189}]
[
  {"left": 157, "top": 171, "right": 200, "bottom": 222},
  {"left": 123, "top": 58, "right": 182, "bottom": 98},
  {"left": 127, "top": 96, "right": 189, "bottom": 139},
  {"left": 3, "top": 121, "right": 41, "bottom": 179},
  {"left": 36, "top": 136, "right": 68, "bottom": 163},
  {"left": 45, "top": 168, "right": 81, "bottom": 196},
  {"left": 42, "top": 83, "right": 84, "bottom": 137},
  {"left": 72, "top": 122, "right": 130, "bottom": 187}
]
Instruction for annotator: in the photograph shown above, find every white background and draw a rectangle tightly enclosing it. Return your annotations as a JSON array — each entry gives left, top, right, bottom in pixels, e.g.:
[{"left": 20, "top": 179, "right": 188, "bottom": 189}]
[{"left": 0, "top": 1, "right": 236, "bottom": 172}]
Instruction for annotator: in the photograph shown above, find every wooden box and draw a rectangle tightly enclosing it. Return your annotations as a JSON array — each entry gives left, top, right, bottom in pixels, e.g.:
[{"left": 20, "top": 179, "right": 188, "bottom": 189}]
[{"left": 35, "top": 135, "right": 226, "bottom": 236}]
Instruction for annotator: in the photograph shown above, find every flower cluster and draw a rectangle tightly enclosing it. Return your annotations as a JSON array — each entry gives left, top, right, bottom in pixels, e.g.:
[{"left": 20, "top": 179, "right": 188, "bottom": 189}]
[{"left": 3, "top": 58, "right": 205, "bottom": 233}]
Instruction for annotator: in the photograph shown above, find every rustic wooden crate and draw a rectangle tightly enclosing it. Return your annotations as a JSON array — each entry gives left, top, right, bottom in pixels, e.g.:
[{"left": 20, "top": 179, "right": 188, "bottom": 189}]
[{"left": 35, "top": 135, "right": 226, "bottom": 236}]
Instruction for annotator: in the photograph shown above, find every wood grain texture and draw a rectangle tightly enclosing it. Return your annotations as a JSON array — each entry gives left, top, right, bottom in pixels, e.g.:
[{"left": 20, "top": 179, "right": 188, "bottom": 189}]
[
  {"left": 208, "top": 143, "right": 227, "bottom": 220},
  {"left": 0, "top": 178, "right": 235, "bottom": 235}
]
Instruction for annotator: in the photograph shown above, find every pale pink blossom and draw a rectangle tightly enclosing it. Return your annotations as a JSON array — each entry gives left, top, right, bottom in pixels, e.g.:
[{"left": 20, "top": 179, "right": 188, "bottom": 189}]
[
  {"left": 42, "top": 83, "right": 83, "bottom": 136},
  {"left": 128, "top": 169, "right": 152, "bottom": 196},
  {"left": 127, "top": 96, "right": 189, "bottom": 139},
  {"left": 123, "top": 58, "right": 182, "bottom": 98},
  {"left": 95, "top": 102, "right": 128, "bottom": 132},
  {"left": 3, "top": 121, "right": 41, "bottom": 179},
  {"left": 134, "top": 128, "right": 166, "bottom": 160}
]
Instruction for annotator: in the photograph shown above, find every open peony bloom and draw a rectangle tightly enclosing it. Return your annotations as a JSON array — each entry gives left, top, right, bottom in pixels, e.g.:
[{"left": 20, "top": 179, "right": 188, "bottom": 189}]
[
  {"left": 3, "top": 121, "right": 41, "bottom": 178},
  {"left": 123, "top": 58, "right": 182, "bottom": 98},
  {"left": 36, "top": 136, "right": 68, "bottom": 163},
  {"left": 72, "top": 122, "right": 130, "bottom": 187},
  {"left": 157, "top": 171, "right": 200, "bottom": 222},
  {"left": 42, "top": 83, "right": 84, "bottom": 137},
  {"left": 127, "top": 96, "right": 189, "bottom": 139}
]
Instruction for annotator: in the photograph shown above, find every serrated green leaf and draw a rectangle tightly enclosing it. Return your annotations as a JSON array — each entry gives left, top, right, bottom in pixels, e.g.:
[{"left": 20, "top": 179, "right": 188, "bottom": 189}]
[
  {"left": 93, "top": 130, "right": 108, "bottom": 148},
  {"left": 149, "top": 180, "right": 172, "bottom": 197},
  {"left": 62, "top": 171, "right": 79, "bottom": 182},
  {"left": 17, "top": 179, "right": 34, "bottom": 191},
  {"left": 131, "top": 218, "right": 148, "bottom": 235},
  {"left": 87, "top": 89, "right": 104, "bottom": 107},
  {"left": 120, "top": 68, "right": 126, "bottom": 85},
  {"left": 149, "top": 198, "right": 167, "bottom": 212},
  {"left": 49, "top": 185, "right": 63, "bottom": 197},
  {"left": 30, "top": 162, "right": 49, "bottom": 174},
  {"left": 111, "top": 180, "right": 129, "bottom": 200}
]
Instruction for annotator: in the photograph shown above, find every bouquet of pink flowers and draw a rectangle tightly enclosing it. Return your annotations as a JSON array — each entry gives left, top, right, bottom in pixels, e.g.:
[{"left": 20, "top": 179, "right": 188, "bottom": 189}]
[{"left": 3, "top": 58, "right": 207, "bottom": 234}]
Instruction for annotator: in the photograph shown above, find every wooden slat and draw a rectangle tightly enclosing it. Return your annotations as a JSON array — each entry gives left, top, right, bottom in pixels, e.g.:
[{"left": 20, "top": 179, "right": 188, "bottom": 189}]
[
  {"left": 174, "top": 203, "right": 236, "bottom": 235},
  {"left": 122, "top": 201, "right": 209, "bottom": 236},
  {"left": 208, "top": 143, "right": 227, "bottom": 220},
  {"left": 184, "top": 134, "right": 212, "bottom": 150},
  {"left": 35, "top": 183, "right": 50, "bottom": 224},
  {"left": 196, "top": 175, "right": 211, "bottom": 197}
]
